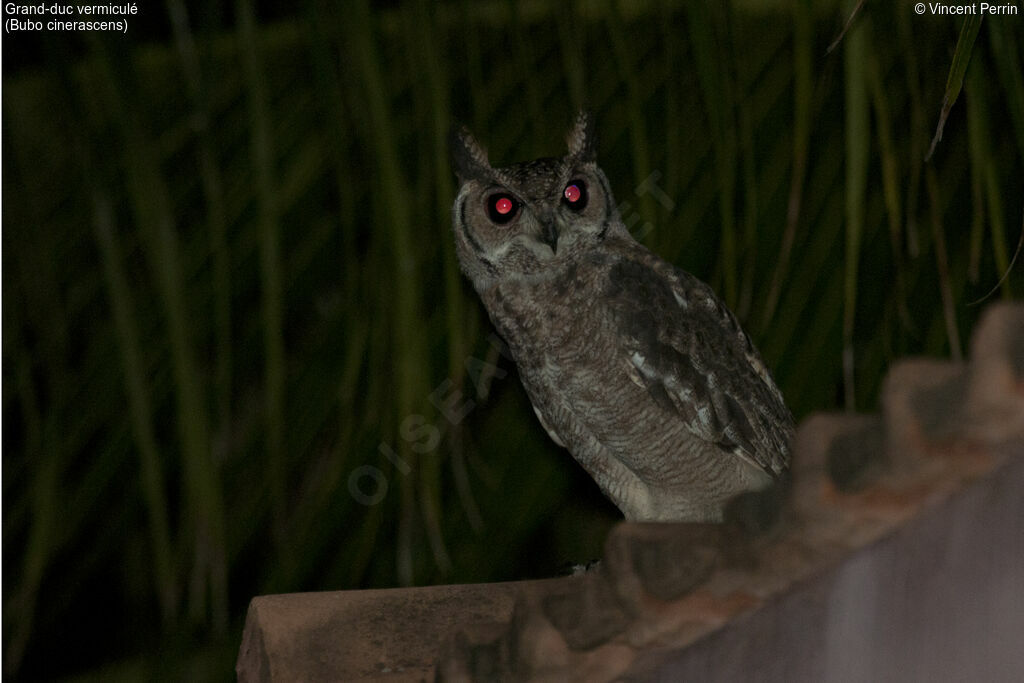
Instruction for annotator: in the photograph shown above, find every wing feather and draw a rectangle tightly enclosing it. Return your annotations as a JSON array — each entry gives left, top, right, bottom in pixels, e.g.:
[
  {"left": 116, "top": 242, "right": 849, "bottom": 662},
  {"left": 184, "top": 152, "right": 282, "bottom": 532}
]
[{"left": 606, "top": 256, "right": 793, "bottom": 476}]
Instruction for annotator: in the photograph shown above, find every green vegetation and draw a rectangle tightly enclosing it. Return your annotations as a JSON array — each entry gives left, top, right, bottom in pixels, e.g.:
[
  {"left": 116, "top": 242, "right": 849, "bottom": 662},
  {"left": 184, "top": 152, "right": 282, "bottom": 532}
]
[{"left": 3, "top": 0, "right": 1020, "bottom": 678}]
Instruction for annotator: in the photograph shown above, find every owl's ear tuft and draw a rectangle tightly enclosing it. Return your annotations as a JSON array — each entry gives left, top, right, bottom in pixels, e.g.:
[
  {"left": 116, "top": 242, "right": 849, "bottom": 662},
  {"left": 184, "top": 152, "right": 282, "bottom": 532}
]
[
  {"left": 449, "top": 124, "right": 493, "bottom": 183},
  {"left": 566, "top": 109, "right": 598, "bottom": 162}
]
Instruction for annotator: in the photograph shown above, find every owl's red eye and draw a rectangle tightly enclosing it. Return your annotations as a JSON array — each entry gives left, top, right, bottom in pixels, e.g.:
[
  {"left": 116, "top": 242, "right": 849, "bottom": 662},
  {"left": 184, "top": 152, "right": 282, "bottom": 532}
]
[
  {"left": 487, "top": 193, "right": 519, "bottom": 224},
  {"left": 563, "top": 180, "right": 587, "bottom": 210}
]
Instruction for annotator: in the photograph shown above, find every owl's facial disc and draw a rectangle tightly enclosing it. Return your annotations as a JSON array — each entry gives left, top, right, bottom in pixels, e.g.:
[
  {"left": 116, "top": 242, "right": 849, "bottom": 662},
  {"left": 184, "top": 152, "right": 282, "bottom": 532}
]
[
  {"left": 451, "top": 150, "right": 622, "bottom": 287},
  {"left": 479, "top": 168, "right": 611, "bottom": 267},
  {"left": 473, "top": 182, "right": 559, "bottom": 258}
]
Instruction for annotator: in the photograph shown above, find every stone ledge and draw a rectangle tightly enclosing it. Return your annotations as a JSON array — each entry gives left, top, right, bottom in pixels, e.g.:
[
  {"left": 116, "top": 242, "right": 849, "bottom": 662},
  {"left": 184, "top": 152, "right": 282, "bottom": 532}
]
[
  {"left": 236, "top": 579, "right": 565, "bottom": 681},
  {"left": 237, "top": 303, "right": 1024, "bottom": 682}
]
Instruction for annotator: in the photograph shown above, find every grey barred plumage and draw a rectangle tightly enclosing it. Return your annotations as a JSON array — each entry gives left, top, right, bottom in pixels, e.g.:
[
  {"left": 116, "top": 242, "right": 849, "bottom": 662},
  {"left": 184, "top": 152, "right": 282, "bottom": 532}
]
[{"left": 450, "top": 112, "right": 793, "bottom": 522}]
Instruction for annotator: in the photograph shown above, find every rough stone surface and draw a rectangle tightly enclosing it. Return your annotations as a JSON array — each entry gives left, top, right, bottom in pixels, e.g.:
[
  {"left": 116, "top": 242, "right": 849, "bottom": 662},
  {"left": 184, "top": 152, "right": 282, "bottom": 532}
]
[
  {"left": 236, "top": 580, "right": 563, "bottom": 682},
  {"left": 541, "top": 571, "right": 630, "bottom": 650},
  {"left": 237, "top": 304, "right": 1024, "bottom": 682},
  {"left": 603, "top": 523, "right": 732, "bottom": 610}
]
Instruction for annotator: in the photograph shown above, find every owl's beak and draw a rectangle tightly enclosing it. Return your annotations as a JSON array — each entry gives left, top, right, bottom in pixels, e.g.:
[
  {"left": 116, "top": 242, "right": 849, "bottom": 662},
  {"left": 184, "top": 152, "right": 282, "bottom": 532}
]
[{"left": 540, "top": 221, "right": 560, "bottom": 254}]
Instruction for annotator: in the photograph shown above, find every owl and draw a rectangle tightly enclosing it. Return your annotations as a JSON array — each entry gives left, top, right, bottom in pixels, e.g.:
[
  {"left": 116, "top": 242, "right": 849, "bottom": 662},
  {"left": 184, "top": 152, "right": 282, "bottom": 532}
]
[{"left": 450, "top": 111, "right": 793, "bottom": 522}]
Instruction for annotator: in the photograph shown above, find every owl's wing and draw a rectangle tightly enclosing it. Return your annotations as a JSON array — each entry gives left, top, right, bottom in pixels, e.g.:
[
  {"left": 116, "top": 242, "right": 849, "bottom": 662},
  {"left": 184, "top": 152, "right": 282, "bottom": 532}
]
[{"left": 606, "top": 257, "right": 793, "bottom": 476}]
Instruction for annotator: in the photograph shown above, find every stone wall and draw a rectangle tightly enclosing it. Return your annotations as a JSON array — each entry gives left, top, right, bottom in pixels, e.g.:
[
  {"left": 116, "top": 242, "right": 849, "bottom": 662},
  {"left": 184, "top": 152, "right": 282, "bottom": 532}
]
[{"left": 237, "top": 303, "right": 1024, "bottom": 682}]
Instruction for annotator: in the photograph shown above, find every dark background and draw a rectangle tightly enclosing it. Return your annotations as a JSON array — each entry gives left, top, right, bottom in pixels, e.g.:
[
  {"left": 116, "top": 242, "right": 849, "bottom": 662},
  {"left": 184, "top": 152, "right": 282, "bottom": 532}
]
[{"left": 3, "top": 0, "right": 1022, "bottom": 679}]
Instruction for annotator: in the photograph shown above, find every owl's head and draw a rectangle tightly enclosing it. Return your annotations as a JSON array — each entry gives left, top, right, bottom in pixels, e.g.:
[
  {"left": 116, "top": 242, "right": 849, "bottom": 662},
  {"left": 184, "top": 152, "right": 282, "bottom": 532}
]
[{"left": 450, "top": 111, "right": 626, "bottom": 290}]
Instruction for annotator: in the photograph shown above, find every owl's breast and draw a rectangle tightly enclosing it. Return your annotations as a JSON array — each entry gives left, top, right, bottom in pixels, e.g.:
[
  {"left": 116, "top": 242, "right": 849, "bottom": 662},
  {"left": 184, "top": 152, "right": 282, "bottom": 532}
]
[
  {"left": 482, "top": 263, "right": 660, "bottom": 439},
  {"left": 482, "top": 262, "right": 610, "bottom": 368}
]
